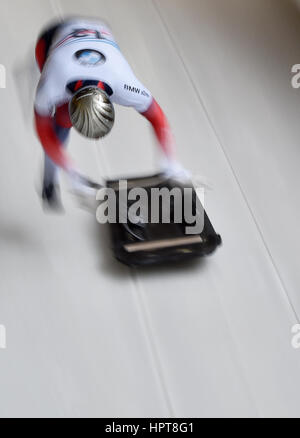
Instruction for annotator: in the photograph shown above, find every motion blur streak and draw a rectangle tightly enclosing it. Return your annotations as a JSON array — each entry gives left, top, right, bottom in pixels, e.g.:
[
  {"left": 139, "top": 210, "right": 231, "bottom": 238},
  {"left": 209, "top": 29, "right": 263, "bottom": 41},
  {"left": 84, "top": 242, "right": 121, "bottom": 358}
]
[{"left": 0, "top": 0, "right": 300, "bottom": 418}]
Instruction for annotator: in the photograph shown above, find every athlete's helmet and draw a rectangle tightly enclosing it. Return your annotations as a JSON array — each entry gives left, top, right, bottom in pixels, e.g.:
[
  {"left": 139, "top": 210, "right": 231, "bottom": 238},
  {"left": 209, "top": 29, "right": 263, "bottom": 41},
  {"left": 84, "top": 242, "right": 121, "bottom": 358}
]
[{"left": 69, "top": 86, "right": 115, "bottom": 139}]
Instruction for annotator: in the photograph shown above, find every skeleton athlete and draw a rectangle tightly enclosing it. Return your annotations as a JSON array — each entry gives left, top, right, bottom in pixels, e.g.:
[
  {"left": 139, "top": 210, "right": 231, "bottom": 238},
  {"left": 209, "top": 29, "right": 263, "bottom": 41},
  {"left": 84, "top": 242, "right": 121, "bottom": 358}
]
[{"left": 34, "top": 17, "right": 188, "bottom": 209}]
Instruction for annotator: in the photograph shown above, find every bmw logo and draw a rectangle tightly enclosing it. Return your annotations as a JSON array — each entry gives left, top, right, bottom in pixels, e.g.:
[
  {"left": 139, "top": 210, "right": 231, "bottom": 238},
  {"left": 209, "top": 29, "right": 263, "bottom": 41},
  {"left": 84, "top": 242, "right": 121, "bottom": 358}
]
[{"left": 75, "top": 50, "right": 106, "bottom": 67}]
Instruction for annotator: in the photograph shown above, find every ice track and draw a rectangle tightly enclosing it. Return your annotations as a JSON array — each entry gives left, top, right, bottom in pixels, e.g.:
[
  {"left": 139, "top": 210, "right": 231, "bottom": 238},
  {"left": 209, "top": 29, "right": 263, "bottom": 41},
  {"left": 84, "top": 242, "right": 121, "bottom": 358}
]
[{"left": 0, "top": 0, "right": 300, "bottom": 418}]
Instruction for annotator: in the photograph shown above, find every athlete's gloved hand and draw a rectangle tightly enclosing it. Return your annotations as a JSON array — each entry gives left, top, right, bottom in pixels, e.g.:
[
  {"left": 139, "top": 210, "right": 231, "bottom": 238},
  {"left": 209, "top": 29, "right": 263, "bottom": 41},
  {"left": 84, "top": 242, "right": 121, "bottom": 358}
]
[
  {"left": 67, "top": 169, "right": 102, "bottom": 197},
  {"left": 160, "top": 158, "right": 191, "bottom": 182},
  {"left": 66, "top": 169, "right": 105, "bottom": 212}
]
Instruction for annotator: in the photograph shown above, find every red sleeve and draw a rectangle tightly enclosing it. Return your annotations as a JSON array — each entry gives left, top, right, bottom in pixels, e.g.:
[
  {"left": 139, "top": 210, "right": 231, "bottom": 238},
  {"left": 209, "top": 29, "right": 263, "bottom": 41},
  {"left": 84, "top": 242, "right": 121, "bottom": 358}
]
[
  {"left": 141, "top": 99, "right": 175, "bottom": 158},
  {"left": 35, "top": 38, "right": 47, "bottom": 73},
  {"left": 34, "top": 110, "right": 71, "bottom": 170}
]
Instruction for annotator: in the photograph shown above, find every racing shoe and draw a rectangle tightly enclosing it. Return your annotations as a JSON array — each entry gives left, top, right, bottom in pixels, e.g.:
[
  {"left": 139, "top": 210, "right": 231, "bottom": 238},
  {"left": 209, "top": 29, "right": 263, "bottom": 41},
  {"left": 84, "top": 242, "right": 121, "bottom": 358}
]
[{"left": 42, "top": 182, "right": 64, "bottom": 212}]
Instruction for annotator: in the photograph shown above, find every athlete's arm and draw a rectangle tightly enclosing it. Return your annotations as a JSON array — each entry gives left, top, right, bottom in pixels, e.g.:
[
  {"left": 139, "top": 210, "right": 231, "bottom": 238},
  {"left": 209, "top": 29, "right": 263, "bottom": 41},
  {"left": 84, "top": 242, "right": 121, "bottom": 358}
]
[
  {"left": 115, "top": 69, "right": 176, "bottom": 159},
  {"left": 140, "top": 98, "right": 175, "bottom": 159},
  {"left": 134, "top": 90, "right": 189, "bottom": 179}
]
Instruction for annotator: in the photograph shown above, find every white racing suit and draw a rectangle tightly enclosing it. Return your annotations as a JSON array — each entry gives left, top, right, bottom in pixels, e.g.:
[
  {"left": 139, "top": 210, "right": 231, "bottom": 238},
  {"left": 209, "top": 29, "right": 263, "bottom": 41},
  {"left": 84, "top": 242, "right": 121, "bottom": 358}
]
[{"left": 34, "top": 17, "right": 175, "bottom": 189}]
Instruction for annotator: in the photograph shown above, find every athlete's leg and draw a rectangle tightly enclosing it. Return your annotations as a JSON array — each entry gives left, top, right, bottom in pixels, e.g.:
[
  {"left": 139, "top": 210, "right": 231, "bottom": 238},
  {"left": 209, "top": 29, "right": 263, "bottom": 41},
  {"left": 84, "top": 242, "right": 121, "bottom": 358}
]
[{"left": 42, "top": 123, "right": 71, "bottom": 208}]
